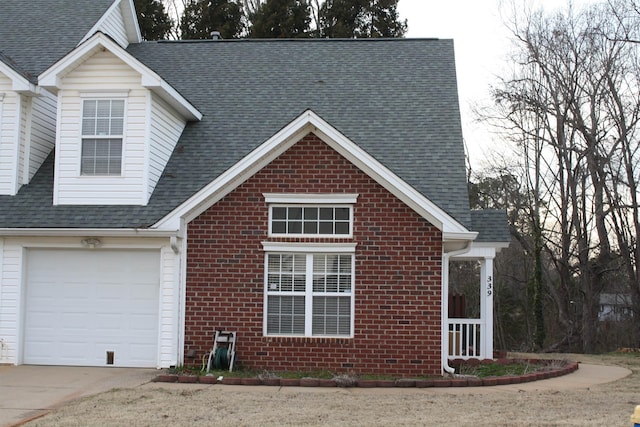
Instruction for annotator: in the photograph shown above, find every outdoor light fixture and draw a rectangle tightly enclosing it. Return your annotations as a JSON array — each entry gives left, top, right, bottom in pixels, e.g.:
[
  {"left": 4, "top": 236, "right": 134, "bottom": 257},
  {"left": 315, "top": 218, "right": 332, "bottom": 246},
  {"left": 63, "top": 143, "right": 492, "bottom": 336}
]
[{"left": 81, "top": 237, "right": 102, "bottom": 248}]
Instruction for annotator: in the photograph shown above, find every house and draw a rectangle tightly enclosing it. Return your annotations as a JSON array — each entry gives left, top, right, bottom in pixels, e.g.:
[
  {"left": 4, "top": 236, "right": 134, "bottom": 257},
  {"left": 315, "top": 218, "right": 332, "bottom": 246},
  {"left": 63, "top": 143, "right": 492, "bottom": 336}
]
[
  {"left": 599, "top": 293, "right": 633, "bottom": 322},
  {"left": 0, "top": 0, "right": 509, "bottom": 376}
]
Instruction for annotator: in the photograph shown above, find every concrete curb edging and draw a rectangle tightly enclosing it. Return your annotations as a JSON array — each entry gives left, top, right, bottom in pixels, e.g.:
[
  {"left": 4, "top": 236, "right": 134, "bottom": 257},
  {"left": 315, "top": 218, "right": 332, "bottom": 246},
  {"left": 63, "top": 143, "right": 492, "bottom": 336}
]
[{"left": 153, "top": 360, "right": 580, "bottom": 388}]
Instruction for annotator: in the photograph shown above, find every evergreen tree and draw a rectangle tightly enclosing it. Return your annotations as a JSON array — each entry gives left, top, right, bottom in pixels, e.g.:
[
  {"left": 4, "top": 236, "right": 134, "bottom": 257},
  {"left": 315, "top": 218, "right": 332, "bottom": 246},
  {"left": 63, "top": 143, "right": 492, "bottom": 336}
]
[
  {"left": 366, "top": 0, "right": 406, "bottom": 37},
  {"left": 249, "top": 0, "right": 311, "bottom": 38},
  {"left": 318, "top": 0, "right": 365, "bottom": 37},
  {"left": 134, "top": 0, "right": 173, "bottom": 40},
  {"left": 319, "top": 0, "right": 406, "bottom": 38},
  {"left": 180, "top": 0, "right": 245, "bottom": 39}
]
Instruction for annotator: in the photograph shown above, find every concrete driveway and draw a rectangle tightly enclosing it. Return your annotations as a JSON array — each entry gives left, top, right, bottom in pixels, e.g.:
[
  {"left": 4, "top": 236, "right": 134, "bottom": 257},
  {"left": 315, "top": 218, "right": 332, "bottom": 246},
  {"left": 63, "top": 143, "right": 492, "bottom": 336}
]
[{"left": 0, "top": 365, "right": 157, "bottom": 427}]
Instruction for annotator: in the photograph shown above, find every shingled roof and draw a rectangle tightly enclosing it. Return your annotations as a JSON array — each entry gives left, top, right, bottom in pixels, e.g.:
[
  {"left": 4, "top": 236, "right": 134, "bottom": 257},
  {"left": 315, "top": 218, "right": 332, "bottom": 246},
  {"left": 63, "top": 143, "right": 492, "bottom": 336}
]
[
  {"left": 0, "top": 37, "right": 476, "bottom": 232},
  {"left": 471, "top": 210, "right": 511, "bottom": 243},
  {"left": 0, "top": 0, "right": 114, "bottom": 81}
]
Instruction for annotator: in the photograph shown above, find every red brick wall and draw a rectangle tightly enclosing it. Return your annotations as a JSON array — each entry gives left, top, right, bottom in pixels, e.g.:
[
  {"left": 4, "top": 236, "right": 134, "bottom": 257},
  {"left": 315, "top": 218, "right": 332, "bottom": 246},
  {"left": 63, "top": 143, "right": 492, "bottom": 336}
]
[{"left": 185, "top": 133, "right": 443, "bottom": 376}]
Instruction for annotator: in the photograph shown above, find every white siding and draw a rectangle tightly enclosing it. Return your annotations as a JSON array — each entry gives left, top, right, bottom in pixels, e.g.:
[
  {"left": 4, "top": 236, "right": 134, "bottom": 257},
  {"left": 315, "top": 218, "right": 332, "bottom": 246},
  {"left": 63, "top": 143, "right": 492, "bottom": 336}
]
[
  {"left": 160, "top": 245, "right": 180, "bottom": 366},
  {"left": 0, "top": 74, "right": 19, "bottom": 195},
  {"left": 55, "top": 50, "right": 148, "bottom": 205},
  {"left": 0, "top": 81, "right": 55, "bottom": 193},
  {"left": 16, "top": 94, "right": 28, "bottom": 186},
  {"left": 96, "top": 1, "right": 129, "bottom": 48},
  {"left": 26, "top": 89, "right": 56, "bottom": 181},
  {"left": 149, "top": 93, "right": 186, "bottom": 199},
  {"left": 0, "top": 236, "right": 179, "bottom": 368},
  {"left": 0, "top": 238, "right": 4, "bottom": 362},
  {"left": 0, "top": 241, "right": 22, "bottom": 364}
]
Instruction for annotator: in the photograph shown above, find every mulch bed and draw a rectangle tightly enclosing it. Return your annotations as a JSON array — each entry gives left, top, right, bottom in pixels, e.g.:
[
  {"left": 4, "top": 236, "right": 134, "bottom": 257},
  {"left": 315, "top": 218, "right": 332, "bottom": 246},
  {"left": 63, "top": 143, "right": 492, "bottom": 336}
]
[{"left": 153, "top": 359, "right": 579, "bottom": 388}]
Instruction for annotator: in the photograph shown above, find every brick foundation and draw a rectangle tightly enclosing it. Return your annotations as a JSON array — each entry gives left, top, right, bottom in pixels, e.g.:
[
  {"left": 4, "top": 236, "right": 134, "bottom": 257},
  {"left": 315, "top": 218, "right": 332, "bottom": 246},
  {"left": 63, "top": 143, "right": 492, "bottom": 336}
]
[{"left": 184, "top": 133, "right": 443, "bottom": 376}]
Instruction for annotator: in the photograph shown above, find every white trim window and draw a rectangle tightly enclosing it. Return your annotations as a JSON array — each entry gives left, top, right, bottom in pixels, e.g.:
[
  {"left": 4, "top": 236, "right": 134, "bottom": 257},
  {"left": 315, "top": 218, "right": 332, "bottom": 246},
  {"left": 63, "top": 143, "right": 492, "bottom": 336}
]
[
  {"left": 263, "top": 244, "right": 355, "bottom": 337},
  {"left": 81, "top": 99, "right": 124, "bottom": 176},
  {"left": 270, "top": 205, "right": 351, "bottom": 236},
  {"left": 265, "top": 193, "right": 357, "bottom": 238}
]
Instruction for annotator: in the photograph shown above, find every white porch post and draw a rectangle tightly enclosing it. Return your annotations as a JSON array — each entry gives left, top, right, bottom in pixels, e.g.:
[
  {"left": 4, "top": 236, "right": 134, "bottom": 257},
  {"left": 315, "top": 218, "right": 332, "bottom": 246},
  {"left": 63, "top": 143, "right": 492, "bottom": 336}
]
[{"left": 480, "top": 256, "right": 494, "bottom": 359}]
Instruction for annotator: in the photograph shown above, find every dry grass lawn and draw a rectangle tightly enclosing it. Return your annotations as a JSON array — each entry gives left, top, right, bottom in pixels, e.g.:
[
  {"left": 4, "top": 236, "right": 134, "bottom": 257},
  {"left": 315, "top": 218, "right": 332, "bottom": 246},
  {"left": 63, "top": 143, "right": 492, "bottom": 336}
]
[{"left": 25, "top": 352, "right": 640, "bottom": 427}]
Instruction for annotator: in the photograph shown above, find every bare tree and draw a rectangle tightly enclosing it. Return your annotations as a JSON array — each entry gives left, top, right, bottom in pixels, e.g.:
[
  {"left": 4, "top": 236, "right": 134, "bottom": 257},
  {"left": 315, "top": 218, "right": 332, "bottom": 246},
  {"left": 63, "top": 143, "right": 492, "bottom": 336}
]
[
  {"left": 163, "top": 0, "right": 188, "bottom": 38},
  {"left": 482, "top": 0, "right": 640, "bottom": 352}
]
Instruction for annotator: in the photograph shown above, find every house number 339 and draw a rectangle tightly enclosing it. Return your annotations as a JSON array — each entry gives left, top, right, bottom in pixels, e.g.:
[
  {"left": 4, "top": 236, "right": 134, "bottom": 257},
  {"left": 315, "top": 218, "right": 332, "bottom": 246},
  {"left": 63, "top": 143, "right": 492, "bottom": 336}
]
[{"left": 487, "top": 276, "right": 493, "bottom": 297}]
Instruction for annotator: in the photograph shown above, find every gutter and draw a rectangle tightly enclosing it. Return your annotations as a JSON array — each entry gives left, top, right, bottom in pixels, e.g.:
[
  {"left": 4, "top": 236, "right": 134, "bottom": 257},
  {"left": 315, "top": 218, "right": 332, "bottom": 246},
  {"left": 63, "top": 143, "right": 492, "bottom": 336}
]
[
  {"left": 442, "top": 240, "right": 473, "bottom": 375},
  {"left": 0, "top": 228, "right": 179, "bottom": 238}
]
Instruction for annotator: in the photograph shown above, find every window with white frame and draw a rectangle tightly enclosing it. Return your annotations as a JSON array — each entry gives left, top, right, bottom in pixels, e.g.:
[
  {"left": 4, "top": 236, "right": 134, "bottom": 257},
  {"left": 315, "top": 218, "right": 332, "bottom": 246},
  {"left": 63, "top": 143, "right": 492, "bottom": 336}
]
[
  {"left": 263, "top": 244, "right": 355, "bottom": 337},
  {"left": 81, "top": 99, "right": 124, "bottom": 176},
  {"left": 271, "top": 206, "right": 351, "bottom": 236},
  {"left": 265, "top": 194, "right": 357, "bottom": 237}
]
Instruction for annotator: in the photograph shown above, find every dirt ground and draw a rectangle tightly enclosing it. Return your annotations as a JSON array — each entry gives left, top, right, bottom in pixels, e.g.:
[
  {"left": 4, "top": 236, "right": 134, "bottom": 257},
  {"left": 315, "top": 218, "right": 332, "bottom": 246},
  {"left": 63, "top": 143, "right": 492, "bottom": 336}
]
[{"left": 25, "top": 353, "right": 640, "bottom": 427}]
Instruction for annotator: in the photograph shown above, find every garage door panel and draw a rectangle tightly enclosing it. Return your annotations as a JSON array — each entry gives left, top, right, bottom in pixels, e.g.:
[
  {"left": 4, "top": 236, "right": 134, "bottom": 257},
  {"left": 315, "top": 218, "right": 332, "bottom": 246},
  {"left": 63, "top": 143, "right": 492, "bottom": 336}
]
[
  {"left": 63, "top": 282, "right": 90, "bottom": 296},
  {"left": 61, "top": 312, "right": 89, "bottom": 329},
  {"left": 94, "top": 313, "right": 123, "bottom": 329},
  {"left": 131, "top": 283, "right": 157, "bottom": 299},
  {"left": 96, "top": 283, "right": 124, "bottom": 298},
  {"left": 24, "top": 249, "right": 160, "bottom": 367},
  {"left": 130, "top": 344, "right": 156, "bottom": 362},
  {"left": 26, "top": 311, "right": 55, "bottom": 328},
  {"left": 130, "top": 313, "right": 157, "bottom": 330},
  {"left": 58, "top": 341, "right": 88, "bottom": 361}
]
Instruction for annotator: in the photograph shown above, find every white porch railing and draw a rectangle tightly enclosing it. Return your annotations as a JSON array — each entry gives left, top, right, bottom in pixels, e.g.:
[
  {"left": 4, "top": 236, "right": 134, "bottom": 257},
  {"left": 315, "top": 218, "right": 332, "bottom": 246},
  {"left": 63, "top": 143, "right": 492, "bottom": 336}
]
[{"left": 447, "top": 319, "right": 484, "bottom": 359}]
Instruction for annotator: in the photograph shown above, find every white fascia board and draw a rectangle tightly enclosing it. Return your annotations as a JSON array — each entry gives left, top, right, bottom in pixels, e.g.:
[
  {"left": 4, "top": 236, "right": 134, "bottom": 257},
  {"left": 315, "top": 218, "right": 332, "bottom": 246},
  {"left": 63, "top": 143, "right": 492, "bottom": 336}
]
[
  {"left": 39, "top": 33, "right": 201, "bottom": 121},
  {"left": 0, "top": 228, "right": 179, "bottom": 237},
  {"left": 264, "top": 193, "right": 359, "bottom": 204},
  {"left": 154, "top": 110, "right": 473, "bottom": 239},
  {"left": 154, "top": 116, "right": 316, "bottom": 230},
  {"left": 472, "top": 241, "right": 510, "bottom": 249},
  {"left": 472, "top": 241, "right": 510, "bottom": 254},
  {"left": 81, "top": 0, "right": 142, "bottom": 47},
  {"left": 442, "top": 232, "right": 479, "bottom": 254},
  {"left": 140, "top": 75, "right": 202, "bottom": 121},
  {"left": 0, "top": 62, "right": 38, "bottom": 94},
  {"left": 443, "top": 231, "right": 478, "bottom": 241},
  {"left": 452, "top": 244, "right": 500, "bottom": 260},
  {"left": 307, "top": 112, "right": 471, "bottom": 236}
]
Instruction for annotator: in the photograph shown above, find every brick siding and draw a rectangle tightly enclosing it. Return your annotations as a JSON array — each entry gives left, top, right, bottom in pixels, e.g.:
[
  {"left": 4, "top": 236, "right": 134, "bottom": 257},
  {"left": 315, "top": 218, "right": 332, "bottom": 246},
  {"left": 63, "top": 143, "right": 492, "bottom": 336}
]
[{"left": 184, "top": 133, "right": 443, "bottom": 376}]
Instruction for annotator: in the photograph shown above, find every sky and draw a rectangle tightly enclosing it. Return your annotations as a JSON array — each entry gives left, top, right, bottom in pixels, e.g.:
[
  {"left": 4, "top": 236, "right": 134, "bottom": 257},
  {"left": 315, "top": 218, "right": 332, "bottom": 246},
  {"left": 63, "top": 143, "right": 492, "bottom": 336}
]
[
  {"left": 165, "top": 0, "right": 597, "bottom": 168},
  {"left": 396, "top": 0, "right": 598, "bottom": 169}
]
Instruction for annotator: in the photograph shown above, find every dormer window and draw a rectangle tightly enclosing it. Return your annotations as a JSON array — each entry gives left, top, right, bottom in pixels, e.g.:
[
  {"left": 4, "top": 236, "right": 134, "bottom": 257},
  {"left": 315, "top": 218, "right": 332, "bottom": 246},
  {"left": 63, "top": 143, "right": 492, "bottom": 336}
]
[{"left": 81, "top": 99, "right": 124, "bottom": 176}]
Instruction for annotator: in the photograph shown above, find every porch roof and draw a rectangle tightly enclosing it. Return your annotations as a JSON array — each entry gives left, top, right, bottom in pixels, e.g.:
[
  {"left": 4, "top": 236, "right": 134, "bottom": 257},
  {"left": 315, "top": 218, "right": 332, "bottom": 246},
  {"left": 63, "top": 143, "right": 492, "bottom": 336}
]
[{"left": 471, "top": 210, "right": 510, "bottom": 243}]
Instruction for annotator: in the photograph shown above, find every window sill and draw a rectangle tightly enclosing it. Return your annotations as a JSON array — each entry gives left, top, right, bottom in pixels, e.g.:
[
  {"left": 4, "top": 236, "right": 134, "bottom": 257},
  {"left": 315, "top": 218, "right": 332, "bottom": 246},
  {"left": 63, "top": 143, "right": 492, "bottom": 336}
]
[{"left": 263, "top": 336, "right": 353, "bottom": 344}]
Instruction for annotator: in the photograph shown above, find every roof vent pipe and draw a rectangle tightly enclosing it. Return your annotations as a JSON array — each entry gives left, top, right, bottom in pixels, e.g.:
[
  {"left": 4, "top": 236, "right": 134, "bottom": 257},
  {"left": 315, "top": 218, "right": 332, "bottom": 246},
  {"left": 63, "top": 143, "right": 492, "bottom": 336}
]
[{"left": 211, "top": 31, "right": 222, "bottom": 40}]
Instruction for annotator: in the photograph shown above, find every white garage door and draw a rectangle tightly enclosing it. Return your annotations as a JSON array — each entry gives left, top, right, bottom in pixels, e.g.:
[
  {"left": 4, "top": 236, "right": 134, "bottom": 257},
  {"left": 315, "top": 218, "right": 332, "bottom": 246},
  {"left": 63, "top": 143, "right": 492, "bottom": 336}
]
[{"left": 24, "top": 249, "right": 160, "bottom": 367}]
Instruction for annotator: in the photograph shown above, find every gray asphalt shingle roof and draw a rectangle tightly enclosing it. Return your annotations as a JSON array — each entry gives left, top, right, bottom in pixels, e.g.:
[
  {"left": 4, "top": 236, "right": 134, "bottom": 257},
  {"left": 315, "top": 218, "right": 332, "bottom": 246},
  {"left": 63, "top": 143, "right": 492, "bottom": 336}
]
[
  {"left": 0, "top": 36, "right": 497, "bottom": 237},
  {"left": 471, "top": 210, "right": 511, "bottom": 242},
  {"left": 0, "top": 0, "right": 114, "bottom": 81},
  {"left": 131, "top": 38, "right": 472, "bottom": 228}
]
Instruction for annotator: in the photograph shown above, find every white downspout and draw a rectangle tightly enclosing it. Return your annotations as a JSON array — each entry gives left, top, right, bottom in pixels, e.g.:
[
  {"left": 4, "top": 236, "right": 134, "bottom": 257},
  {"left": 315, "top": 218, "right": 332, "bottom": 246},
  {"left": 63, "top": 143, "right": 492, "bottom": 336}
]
[{"left": 442, "top": 242, "right": 473, "bottom": 375}]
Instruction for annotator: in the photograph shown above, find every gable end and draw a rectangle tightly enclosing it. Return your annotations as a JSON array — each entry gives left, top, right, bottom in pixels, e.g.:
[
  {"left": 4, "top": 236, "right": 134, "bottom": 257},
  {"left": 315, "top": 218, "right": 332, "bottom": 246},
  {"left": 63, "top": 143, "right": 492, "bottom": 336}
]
[{"left": 155, "top": 110, "right": 475, "bottom": 242}]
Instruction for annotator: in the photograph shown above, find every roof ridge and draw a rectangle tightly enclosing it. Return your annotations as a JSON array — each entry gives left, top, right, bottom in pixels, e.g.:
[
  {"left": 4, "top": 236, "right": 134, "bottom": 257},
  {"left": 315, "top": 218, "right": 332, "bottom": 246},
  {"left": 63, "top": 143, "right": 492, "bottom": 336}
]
[{"left": 154, "top": 37, "right": 442, "bottom": 45}]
